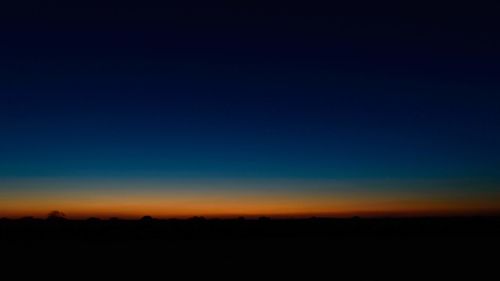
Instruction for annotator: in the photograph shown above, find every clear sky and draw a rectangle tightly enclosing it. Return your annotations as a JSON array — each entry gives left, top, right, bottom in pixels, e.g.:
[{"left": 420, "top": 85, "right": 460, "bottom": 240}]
[{"left": 1, "top": 1, "right": 499, "bottom": 218}]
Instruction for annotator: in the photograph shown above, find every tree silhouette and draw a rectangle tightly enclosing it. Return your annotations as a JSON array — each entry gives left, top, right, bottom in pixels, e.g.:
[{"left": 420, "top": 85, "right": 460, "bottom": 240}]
[
  {"left": 140, "top": 216, "right": 154, "bottom": 222},
  {"left": 47, "top": 210, "right": 66, "bottom": 221}
]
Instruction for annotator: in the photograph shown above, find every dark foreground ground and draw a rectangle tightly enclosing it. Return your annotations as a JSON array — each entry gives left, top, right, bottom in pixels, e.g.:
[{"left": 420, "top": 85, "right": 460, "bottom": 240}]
[{"left": 1, "top": 217, "right": 499, "bottom": 278}]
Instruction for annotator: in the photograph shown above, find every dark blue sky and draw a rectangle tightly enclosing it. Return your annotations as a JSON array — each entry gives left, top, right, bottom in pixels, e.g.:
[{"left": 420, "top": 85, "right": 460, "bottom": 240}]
[{"left": 1, "top": 1, "right": 499, "bottom": 181}]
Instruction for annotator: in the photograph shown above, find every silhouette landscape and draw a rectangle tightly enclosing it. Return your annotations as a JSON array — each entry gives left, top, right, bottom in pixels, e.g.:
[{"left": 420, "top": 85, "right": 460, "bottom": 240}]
[
  {"left": 1, "top": 0, "right": 500, "bottom": 278},
  {"left": 2, "top": 212, "right": 500, "bottom": 277}
]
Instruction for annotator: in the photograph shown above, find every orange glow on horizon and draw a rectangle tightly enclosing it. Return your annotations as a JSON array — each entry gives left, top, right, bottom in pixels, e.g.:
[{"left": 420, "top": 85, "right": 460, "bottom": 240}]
[
  {"left": 1, "top": 189, "right": 499, "bottom": 219},
  {"left": 1, "top": 179, "right": 499, "bottom": 219}
]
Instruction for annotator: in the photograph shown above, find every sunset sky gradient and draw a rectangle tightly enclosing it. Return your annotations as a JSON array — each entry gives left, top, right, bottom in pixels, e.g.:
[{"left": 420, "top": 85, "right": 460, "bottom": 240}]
[{"left": 1, "top": 2, "right": 499, "bottom": 218}]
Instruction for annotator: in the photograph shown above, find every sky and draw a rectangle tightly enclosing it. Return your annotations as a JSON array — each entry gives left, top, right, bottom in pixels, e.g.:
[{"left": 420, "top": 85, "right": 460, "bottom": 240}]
[{"left": 1, "top": 1, "right": 499, "bottom": 218}]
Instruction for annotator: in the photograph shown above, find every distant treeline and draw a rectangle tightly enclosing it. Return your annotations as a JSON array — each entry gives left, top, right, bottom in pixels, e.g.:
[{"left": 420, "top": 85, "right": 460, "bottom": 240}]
[{"left": 1, "top": 216, "right": 500, "bottom": 242}]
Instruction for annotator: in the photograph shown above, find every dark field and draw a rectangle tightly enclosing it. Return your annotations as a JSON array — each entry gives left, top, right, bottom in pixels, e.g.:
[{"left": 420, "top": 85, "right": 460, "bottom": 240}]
[{"left": 1, "top": 217, "right": 499, "bottom": 277}]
